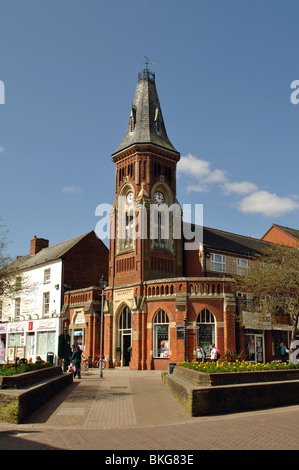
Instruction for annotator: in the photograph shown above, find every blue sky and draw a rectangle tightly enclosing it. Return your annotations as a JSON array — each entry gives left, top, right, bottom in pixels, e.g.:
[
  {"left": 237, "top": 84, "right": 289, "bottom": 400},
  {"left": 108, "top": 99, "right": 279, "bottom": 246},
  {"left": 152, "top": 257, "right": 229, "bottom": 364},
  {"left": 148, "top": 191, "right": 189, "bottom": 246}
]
[{"left": 1, "top": 0, "right": 299, "bottom": 258}]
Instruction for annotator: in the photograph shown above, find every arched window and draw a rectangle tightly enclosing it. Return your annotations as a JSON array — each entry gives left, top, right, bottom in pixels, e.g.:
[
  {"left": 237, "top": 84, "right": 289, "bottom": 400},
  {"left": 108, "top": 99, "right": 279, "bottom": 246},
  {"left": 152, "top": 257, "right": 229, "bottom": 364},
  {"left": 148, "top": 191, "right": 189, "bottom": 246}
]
[
  {"left": 119, "top": 306, "right": 131, "bottom": 330},
  {"left": 153, "top": 309, "right": 169, "bottom": 358},
  {"left": 196, "top": 309, "right": 216, "bottom": 356}
]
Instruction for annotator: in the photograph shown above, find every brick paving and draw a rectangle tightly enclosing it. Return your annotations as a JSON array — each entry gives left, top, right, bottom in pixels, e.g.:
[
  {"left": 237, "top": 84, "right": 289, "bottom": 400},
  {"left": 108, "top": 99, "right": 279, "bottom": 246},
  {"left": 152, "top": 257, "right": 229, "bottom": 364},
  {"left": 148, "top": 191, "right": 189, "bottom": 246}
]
[{"left": 0, "top": 367, "right": 299, "bottom": 450}]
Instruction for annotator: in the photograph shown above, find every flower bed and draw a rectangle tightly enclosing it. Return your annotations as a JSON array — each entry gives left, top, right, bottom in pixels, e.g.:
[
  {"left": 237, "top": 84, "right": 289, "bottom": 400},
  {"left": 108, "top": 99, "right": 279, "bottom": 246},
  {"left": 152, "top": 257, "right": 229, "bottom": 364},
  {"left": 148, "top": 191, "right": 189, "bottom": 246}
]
[{"left": 179, "top": 360, "right": 299, "bottom": 374}]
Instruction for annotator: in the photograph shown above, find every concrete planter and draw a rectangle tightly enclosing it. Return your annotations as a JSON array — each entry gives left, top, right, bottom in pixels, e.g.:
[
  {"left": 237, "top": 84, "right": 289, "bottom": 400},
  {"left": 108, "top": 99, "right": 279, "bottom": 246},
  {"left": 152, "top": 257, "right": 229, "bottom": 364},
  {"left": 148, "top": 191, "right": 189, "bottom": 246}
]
[
  {"left": 0, "top": 365, "right": 63, "bottom": 389},
  {"left": 163, "top": 365, "right": 299, "bottom": 416},
  {"left": 0, "top": 365, "right": 73, "bottom": 423},
  {"left": 173, "top": 365, "right": 299, "bottom": 386}
]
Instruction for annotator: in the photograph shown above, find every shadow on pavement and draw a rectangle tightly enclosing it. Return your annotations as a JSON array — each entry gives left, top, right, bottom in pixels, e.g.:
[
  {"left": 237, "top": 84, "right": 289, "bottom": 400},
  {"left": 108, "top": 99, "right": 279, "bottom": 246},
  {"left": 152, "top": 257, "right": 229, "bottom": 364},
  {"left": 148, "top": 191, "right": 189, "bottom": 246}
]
[
  {"left": 0, "top": 430, "right": 60, "bottom": 450},
  {"left": 22, "top": 381, "right": 80, "bottom": 425}
]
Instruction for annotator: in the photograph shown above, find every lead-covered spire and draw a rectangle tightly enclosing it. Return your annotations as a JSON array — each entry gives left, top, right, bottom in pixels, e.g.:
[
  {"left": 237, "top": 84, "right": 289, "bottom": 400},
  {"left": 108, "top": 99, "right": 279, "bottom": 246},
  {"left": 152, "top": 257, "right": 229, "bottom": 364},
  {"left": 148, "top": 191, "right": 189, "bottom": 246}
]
[{"left": 113, "top": 65, "right": 178, "bottom": 155}]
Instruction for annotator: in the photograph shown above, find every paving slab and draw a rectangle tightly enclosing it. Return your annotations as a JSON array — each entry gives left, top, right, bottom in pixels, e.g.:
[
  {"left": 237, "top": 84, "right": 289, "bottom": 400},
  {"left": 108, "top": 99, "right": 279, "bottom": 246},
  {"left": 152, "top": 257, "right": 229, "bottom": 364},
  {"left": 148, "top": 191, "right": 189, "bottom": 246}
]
[{"left": 0, "top": 367, "right": 298, "bottom": 451}]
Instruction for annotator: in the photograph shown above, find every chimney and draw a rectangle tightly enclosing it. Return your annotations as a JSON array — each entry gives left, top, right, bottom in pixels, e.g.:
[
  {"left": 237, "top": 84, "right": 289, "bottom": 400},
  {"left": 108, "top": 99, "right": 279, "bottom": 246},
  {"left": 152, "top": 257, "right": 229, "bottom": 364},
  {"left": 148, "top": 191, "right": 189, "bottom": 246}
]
[{"left": 30, "top": 236, "right": 49, "bottom": 256}]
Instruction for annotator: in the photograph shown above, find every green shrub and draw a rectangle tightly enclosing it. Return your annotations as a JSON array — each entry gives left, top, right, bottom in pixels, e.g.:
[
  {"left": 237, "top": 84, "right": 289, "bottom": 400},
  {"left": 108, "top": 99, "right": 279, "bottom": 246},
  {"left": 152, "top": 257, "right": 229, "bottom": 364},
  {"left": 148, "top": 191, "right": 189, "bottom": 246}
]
[{"left": 0, "top": 362, "right": 52, "bottom": 376}]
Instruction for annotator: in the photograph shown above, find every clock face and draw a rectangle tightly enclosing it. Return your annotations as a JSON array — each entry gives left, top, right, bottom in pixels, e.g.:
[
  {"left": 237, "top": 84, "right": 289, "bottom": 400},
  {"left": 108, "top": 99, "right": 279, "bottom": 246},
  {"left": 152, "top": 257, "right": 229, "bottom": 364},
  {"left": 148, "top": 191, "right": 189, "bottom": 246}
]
[
  {"left": 126, "top": 192, "right": 134, "bottom": 205},
  {"left": 154, "top": 191, "right": 165, "bottom": 205}
]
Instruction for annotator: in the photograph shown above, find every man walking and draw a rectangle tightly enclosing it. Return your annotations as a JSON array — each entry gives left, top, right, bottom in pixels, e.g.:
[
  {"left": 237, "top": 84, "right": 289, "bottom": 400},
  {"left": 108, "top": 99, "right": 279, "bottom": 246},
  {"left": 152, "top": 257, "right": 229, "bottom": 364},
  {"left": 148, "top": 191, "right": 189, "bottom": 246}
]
[{"left": 71, "top": 345, "right": 83, "bottom": 379}]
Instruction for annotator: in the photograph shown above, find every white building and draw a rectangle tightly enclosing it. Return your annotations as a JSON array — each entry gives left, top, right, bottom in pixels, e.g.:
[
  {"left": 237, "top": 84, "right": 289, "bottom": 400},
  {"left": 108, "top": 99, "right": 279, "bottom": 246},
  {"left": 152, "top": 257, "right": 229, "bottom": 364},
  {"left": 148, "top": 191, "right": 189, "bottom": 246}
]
[{"left": 0, "top": 232, "right": 109, "bottom": 363}]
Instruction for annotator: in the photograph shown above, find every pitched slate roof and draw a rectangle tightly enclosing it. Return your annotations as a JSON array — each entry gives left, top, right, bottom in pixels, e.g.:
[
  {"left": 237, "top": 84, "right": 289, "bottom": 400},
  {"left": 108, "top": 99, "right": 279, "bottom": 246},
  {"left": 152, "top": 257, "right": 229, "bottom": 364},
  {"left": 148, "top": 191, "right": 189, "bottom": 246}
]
[
  {"left": 113, "top": 68, "right": 178, "bottom": 155},
  {"left": 183, "top": 223, "right": 270, "bottom": 257},
  {"left": 14, "top": 232, "right": 93, "bottom": 270}
]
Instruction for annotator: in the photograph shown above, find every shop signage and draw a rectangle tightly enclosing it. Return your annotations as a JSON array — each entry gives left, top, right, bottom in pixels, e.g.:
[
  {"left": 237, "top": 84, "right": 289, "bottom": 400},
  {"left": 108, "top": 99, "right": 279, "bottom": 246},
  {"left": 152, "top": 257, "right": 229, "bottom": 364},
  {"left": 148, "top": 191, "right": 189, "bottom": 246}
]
[
  {"left": 75, "top": 312, "right": 84, "bottom": 324},
  {"left": 9, "top": 322, "right": 25, "bottom": 333}
]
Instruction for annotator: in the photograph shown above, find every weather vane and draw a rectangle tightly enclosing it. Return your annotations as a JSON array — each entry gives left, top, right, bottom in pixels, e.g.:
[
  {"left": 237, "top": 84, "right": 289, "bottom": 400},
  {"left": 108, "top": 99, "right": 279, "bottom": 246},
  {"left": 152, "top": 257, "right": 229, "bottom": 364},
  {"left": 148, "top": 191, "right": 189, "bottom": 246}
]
[{"left": 140, "top": 56, "right": 155, "bottom": 71}]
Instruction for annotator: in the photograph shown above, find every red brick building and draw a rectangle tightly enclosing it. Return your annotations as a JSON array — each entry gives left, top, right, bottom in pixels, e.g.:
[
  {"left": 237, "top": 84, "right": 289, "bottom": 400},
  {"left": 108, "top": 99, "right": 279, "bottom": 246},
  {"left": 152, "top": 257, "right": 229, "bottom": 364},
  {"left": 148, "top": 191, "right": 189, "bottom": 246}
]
[
  {"left": 86, "top": 66, "right": 295, "bottom": 370},
  {"left": 99, "top": 66, "right": 289, "bottom": 370},
  {"left": 262, "top": 224, "right": 299, "bottom": 247}
]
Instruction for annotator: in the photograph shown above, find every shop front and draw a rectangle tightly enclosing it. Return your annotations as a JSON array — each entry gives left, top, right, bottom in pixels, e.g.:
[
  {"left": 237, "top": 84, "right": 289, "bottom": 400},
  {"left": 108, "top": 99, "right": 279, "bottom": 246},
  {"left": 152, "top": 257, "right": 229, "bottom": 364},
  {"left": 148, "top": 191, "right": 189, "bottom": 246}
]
[
  {"left": 7, "top": 318, "right": 60, "bottom": 363},
  {"left": 241, "top": 311, "right": 292, "bottom": 362}
]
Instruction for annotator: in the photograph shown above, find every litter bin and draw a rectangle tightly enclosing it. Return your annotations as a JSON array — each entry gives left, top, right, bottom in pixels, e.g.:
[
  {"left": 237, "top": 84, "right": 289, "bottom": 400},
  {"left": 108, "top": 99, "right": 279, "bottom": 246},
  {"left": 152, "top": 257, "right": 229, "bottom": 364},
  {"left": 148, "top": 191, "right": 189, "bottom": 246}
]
[
  {"left": 168, "top": 363, "right": 176, "bottom": 374},
  {"left": 46, "top": 352, "right": 54, "bottom": 364}
]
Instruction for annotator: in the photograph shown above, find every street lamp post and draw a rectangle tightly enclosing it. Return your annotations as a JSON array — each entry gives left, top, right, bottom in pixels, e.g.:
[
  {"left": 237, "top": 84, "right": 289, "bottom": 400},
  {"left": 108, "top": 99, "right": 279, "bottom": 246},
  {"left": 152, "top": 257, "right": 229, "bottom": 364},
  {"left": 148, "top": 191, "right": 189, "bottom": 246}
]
[{"left": 99, "top": 275, "right": 108, "bottom": 378}]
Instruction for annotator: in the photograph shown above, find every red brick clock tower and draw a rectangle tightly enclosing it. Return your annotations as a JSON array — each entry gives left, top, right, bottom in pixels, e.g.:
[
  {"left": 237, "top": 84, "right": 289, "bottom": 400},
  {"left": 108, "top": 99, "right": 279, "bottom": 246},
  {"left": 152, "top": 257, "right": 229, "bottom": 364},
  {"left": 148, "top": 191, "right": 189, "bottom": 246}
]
[
  {"left": 109, "top": 65, "right": 182, "bottom": 286},
  {"left": 104, "top": 65, "right": 183, "bottom": 369}
]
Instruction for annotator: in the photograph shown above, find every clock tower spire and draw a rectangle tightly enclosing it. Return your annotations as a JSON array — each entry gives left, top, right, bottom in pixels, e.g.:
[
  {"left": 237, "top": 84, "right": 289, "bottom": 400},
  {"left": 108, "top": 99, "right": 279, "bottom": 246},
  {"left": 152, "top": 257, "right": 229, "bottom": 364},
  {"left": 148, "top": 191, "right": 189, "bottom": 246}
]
[{"left": 109, "top": 65, "right": 182, "bottom": 288}]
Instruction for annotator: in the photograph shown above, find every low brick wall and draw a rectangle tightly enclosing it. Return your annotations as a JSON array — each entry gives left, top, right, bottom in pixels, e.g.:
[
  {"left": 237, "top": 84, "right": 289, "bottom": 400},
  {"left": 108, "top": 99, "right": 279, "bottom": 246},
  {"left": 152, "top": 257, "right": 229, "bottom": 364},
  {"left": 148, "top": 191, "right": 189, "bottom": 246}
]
[
  {"left": 0, "top": 367, "right": 73, "bottom": 423},
  {"left": 0, "top": 365, "right": 63, "bottom": 389},
  {"left": 162, "top": 366, "right": 299, "bottom": 416}
]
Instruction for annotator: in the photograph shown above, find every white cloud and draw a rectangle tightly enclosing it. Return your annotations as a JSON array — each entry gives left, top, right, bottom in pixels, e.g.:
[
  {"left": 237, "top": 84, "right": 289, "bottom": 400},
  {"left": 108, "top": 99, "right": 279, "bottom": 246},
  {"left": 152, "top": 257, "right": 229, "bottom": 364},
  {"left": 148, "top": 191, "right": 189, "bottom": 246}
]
[
  {"left": 62, "top": 185, "right": 82, "bottom": 194},
  {"left": 178, "top": 153, "right": 299, "bottom": 218},
  {"left": 178, "top": 153, "right": 228, "bottom": 192},
  {"left": 238, "top": 191, "right": 299, "bottom": 217},
  {"left": 0, "top": 146, "right": 4, "bottom": 154},
  {"left": 222, "top": 181, "right": 258, "bottom": 195}
]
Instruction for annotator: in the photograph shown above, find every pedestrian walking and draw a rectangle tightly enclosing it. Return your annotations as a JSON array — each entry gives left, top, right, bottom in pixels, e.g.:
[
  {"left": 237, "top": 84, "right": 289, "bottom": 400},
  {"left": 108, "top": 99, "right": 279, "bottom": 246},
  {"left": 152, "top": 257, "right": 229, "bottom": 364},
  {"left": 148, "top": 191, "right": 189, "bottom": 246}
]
[
  {"left": 280, "top": 342, "right": 289, "bottom": 362},
  {"left": 71, "top": 345, "right": 83, "bottom": 378},
  {"left": 210, "top": 343, "right": 220, "bottom": 361},
  {"left": 196, "top": 343, "right": 206, "bottom": 362}
]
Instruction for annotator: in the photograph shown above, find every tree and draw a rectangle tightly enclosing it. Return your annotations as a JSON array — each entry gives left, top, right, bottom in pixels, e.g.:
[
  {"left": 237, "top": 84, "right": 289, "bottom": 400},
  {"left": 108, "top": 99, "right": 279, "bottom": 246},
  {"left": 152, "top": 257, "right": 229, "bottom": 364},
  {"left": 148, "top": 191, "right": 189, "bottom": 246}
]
[
  {"left": 235, "top": 243, "right": 299, "bottom": 359},
  {"left": 0, "top": 220, "right": 24, "bottom": 297}
]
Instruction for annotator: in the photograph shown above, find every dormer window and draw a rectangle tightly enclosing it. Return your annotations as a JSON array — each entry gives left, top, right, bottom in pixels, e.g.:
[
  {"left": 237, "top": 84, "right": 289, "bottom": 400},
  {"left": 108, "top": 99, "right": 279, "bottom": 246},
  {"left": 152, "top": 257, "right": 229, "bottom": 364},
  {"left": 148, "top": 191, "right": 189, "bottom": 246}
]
[
  {"left": 154, "top": 107, "right": 161, "bottom": 135},
  {"left": 129, "top": 107, "right": 136, "bottom": 133}
]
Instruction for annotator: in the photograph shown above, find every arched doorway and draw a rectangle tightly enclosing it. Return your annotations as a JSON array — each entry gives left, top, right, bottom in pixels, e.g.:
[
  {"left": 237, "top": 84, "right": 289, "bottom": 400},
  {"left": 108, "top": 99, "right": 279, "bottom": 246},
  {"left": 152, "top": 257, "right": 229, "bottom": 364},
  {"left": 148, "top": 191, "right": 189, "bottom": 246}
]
[{"left": 119, "top": 306, "right": 132, "bottom": 366}]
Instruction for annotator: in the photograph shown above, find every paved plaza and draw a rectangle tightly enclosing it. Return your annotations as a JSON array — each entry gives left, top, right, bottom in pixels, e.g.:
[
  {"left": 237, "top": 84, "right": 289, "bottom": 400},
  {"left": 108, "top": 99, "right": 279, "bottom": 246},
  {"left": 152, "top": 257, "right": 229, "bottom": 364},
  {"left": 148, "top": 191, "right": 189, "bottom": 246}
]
[{"left": 0, "top": 367, "right": 298, "bottom": 451}]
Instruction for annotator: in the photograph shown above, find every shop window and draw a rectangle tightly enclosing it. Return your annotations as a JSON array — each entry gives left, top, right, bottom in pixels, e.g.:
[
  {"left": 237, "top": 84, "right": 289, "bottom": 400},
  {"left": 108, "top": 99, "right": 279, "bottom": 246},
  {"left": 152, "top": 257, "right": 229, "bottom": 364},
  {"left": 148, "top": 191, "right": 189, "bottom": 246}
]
[
  {"left": 153, "top": 309, "right": 169, "bottom": 358},
  {"left": 8, "top": 333, "right": 23, "bottom": 347},
  {"left": 37, "top": 331, "right": 55, "bottom": 359},
  {"left": 196, "top": 309, "right": 215, "bottom": 356}
]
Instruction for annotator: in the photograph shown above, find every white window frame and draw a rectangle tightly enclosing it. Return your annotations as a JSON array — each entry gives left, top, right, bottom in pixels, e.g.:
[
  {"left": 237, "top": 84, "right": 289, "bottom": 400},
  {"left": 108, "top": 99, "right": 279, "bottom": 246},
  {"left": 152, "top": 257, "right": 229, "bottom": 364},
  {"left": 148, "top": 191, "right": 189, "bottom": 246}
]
[
  {"left": 43, "top": 292, "right": 50, "bottom": 317},
  {"left": 237, "top": 258, "right": 250, "bottom": 275},
  {"left": 44, "top": 268, "right": 51, "bottom": 283},
  {"left": 15, "top": 298, "right": 21, "bottom": 319},
  {"left": 211, "top": 254, "right": 226, "bottom": 273},
  {"left": 236, "top": 291, "right": 253, "bottom": 309}
]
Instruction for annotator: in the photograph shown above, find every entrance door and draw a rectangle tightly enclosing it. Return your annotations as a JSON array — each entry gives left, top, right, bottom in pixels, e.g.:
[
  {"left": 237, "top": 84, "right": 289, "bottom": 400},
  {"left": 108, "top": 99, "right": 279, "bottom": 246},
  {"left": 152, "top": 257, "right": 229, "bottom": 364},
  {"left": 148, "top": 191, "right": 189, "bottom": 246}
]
[
  {"left": 245, "top": 333, "right": 264, "bottom": 362},
  {"left": 122, "top": 334, "right": 131, "bottom": 366},
  {"left": 27, "top": 332, "right": 35, "bottom": 359},
  {"left": 119, "top": 306, "right": 132, "bottom": 367},
  {"left": 255, "top": 335, "right": 264, "bottom": 362}
]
